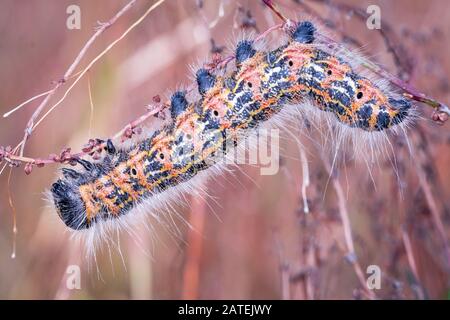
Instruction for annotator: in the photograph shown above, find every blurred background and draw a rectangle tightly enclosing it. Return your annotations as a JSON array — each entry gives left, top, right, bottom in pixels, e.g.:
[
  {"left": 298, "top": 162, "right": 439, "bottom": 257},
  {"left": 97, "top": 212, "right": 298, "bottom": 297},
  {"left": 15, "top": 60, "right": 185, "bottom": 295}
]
[{"left": 0, "top": 0, "right": 449, "bottom": 299}]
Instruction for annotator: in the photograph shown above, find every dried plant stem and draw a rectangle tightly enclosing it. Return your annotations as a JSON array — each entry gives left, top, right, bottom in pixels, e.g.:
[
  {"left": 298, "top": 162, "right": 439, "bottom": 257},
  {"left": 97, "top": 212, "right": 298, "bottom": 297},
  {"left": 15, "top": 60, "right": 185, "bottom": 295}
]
[
  {"left": 113, "top": 104, "right": 165, "bottom": 142},
  {"left": 182, "top": 196, "right": 207, "bottom": 299},
  {"left": 7, "top": 168, "right": 18, "bottom": 259},
  {"left": 262, "top": 0, "right": 288, "bottom": 23},
  {"left": 87, "top": 73, "right": 95, "bottom": 138},
  {"left": 401, "top": 227, "right": 420, "bottom": 282},
  {"left": 1, "top": 0, "right": 166, "bottom": 174},
  {"left": 412, "top": 130, "right": 450, "bottom": 265},
  {"left": 3, "top": 71, "right": 84, "bottom": 119},
  {"left": 415, "top": 161, "right": 447, "bottom": 248},
  {"left": 2, "top": 103, "right": 164, "bottom": 167},
  {"left": 17, "top": 0, "right": 140, "bottom": 157},
  {"left": 273, "top": 230, "right": 291, "bottom": 300},
  {"left": 3, "top": 90, "right": 53, "bottom": 118},
  {"left": 31, "top": 0, "right": 166, "bottom": 133},
  {"left": 300, "top": 146, "right": 310, "bottom": 214},
  {"left": 254, "top": 23, "right": 283, "bottom": 42},
  {"left": 321, "top": 157, "right": 376, "bottom": 299}
]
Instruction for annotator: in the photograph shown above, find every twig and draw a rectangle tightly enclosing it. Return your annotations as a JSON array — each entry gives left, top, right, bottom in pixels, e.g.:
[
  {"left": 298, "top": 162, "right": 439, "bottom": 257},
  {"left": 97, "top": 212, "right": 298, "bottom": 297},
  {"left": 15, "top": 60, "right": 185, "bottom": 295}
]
[
  {"left": 2, "top": 70, "right": 84, "bottom": 118},
  {"left": 182, "top": 195, "right": 207, "bottom": 299},
  {"left": 0, "top": 102, "right": 165, "bottom": 173},
  {"left": 2, "top": 89, "right": 53, "bottom": 118},
  {"left": 87, "top": 73, "right": 95, "bottom": 138},
  {"left": 1, "top": 0, "right": 167, "bottom": 174},
  {"left": 31, "top": 0, "right": 166, "bottom": 133},
  {"left": 273, "top": 230, "right": 291, "bottom": 300},
  {"left": 7, "top": 169, "right": 18, "bottom": 259},
  {"left": 412, "top": 129, "right": 450, "bottom": 266},
  {"left": 17, "top": 0, "right": 140, "bottom": 157},
  {"left": 321, "top": 156, "right": 376, "bottom": 299},
  {"left": 361, "top": 60, "right": 450, "bottom": 119},
  {"left": 401, "top": 227, "right": 420, "bottom": 282},
  {"left": 289, "top": 0, "right": 449, "bottom": 121},
  {"left": 262, "top": 0, "right": 288, "bottom": 23},
  {"left": 300, "top": 146, "right": 310, "bottom": 214}
]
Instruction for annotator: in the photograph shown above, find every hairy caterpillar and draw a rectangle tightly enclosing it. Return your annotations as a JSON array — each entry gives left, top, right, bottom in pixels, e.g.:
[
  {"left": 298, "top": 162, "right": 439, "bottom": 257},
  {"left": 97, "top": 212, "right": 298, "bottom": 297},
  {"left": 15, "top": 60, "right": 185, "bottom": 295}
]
[{"left": 51, "top": 20, "right": 412, "bottom": 239}]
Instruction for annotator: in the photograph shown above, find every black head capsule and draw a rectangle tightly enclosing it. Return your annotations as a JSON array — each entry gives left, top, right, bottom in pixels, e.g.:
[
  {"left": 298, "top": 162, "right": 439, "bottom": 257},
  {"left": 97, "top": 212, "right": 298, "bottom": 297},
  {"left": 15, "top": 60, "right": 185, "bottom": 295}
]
[
  {"left": 170, "top": 91, "right": 188, "bottom": 119},
  {"left": 196, "top": 68, "right": 216, "bottom": 95},
  {"left": 292, "top": 21, "right": 316, "bottom": 44},
  {"left": 106, "top": 139, "right": 116, "bottom": 155},
  {"left": 235, "top": 40, "right": 256, "bottom": 65},
  {"left": 51, "top": 179, "right": 89, "bottom": 230}
]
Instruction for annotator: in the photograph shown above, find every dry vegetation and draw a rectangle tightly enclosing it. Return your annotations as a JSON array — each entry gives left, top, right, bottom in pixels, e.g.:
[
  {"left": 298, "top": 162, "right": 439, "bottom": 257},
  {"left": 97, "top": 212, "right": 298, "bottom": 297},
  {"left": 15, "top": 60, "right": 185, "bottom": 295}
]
[{"left": 0, "top": 0, "right": 449, "bottom": 299}]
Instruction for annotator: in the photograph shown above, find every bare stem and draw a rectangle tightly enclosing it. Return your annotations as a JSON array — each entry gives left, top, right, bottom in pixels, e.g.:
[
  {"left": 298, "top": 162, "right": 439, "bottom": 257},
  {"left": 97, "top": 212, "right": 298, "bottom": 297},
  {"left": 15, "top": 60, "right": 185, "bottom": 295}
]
[
  {"left": 15, "top": 0, "right": 140, "bottom": 157},
  {"left": 321, "top": 156, "right": 376, "bottom": 299}
]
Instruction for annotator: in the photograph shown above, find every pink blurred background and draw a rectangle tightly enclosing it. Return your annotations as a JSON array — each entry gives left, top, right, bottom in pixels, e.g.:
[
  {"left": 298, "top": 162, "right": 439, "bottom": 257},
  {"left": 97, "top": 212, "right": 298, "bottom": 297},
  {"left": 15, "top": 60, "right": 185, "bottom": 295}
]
[{"left": 0, "top": 0, "right": 449, "bottom": 299}]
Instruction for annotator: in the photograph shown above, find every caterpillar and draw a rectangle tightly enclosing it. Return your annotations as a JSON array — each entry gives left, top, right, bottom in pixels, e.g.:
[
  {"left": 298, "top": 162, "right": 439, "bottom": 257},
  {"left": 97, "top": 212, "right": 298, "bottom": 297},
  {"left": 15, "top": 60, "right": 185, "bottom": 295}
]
[{"left": 51, "top": 20, "right": 412, "bottom": 239}]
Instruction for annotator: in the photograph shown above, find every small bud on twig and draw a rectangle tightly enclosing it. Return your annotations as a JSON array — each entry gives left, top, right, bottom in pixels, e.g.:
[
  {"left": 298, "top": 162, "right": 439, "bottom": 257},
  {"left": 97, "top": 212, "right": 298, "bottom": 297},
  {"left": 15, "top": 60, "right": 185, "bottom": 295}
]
[
  {"left": 49, "top": 154, "right": 60, "bottom": 162},
  {"left": 60, "top": 147, "right": 72, "bottom": 162},
  {"left": 432, "top": 110, "right": 449, "bottom": 125},
  {"left": 24, "top": 163, "right": 33, "bottom": 175},
  {"left": 152, "top": 95, "right": 161, "bottom": 103},
  {"left": 124, "top": 127, "right": 133, "bottom": 139},
  {"left": 35, "top": 159, "right": 45, "bottom": 168}
]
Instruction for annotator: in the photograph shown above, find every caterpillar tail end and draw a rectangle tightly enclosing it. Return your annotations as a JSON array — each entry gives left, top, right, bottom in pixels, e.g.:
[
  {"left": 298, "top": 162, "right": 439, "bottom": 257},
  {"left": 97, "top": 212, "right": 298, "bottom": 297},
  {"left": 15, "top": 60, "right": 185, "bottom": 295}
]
[{"left": 389, "top": 97, "right": 412, "bottom": 127}]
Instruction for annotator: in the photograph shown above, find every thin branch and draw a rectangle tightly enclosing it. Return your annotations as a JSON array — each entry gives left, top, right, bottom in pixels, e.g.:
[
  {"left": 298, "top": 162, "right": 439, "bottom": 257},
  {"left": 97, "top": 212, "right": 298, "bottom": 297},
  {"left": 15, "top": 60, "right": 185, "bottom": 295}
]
[
  {"left": 0, "top": 102, "right": 165, "bottom": 172},
  {"left": 182, "top": 195, "right": 207, "bottom": 300},
  {"left": 3, "top": 89, "right": 53, "bottom": 118},
  {"left": 273, "top": 230, "right": 291, "bottom": 300},
  {"left": 87, "top": 73, "right": 95, "bottom": 138},
  {"left": 31, "top": 0, "right": 166, "bottom": 134},
  {"left": 7, "top": 169, "right": 18, "bottom": 259},
  {"left": 17, "top": 0, "right": 140, "bottom": 157},
  {"left": 321, "top": 156, "right": 376, "bottom": 299},
  {"left": 401, "top": 227, "right": 420, "bottom": 282},
  {"left": 412, "top": 129, "right": 450, "bottom": 265}
]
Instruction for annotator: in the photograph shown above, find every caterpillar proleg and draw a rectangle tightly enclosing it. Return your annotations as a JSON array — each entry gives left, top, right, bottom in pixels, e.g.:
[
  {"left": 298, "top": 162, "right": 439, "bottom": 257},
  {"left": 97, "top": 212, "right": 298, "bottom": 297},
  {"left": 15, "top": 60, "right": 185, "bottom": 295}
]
[{"left": 51, "top": 19, "right": 413, "bottom": 244}]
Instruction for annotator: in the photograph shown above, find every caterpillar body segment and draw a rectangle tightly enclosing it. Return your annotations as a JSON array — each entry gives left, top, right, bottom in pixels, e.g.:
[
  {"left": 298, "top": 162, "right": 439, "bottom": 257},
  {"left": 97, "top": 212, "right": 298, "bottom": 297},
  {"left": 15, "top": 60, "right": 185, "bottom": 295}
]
[{"left": 51, "top": 21, "right": 413, "bottom": 231}]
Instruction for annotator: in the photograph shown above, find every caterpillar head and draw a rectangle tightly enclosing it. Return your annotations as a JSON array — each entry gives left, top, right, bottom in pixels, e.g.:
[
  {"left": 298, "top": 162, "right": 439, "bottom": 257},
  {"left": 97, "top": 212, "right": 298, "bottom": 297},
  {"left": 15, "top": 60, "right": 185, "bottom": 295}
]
[
  {"left": 51, "top": 176, "right": 89, "bottom": 230},
  {"left": 51, "top": 157, "right": 116, "bottom": 230}
]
